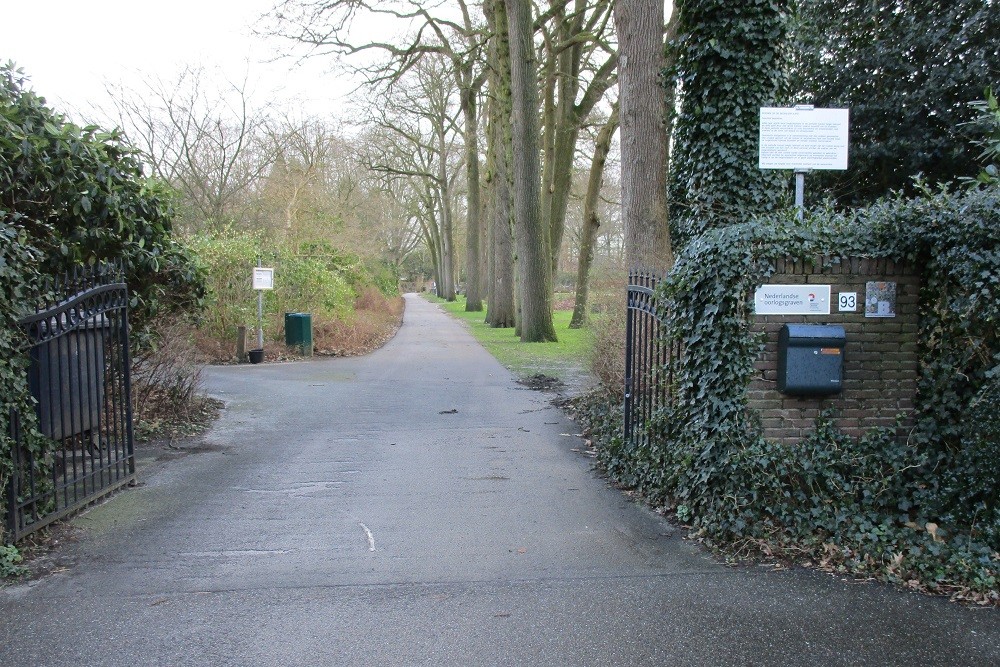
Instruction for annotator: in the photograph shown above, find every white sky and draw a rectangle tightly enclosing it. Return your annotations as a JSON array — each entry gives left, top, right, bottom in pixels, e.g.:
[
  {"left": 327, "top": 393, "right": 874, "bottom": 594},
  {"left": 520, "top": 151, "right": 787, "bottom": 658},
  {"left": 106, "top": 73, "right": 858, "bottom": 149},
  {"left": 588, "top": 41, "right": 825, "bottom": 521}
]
[{"left": 2, "top": 0, "right": 363, "bottom": 122}]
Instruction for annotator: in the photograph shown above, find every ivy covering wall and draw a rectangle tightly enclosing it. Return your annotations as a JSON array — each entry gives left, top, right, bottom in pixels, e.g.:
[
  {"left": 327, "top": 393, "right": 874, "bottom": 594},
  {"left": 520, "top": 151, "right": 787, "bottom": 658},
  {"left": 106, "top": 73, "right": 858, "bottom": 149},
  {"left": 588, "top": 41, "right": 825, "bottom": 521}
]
[{"left": 585, "top": 184, "right": 1000, "bottom": 603}]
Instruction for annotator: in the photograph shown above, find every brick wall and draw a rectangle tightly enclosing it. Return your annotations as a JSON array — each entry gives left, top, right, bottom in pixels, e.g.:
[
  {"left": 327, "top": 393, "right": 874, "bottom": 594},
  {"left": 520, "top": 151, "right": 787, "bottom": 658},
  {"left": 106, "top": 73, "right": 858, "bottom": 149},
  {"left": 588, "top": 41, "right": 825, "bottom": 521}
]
[{"left": 749, "top": 257, "right": 920, "bottom": 444}]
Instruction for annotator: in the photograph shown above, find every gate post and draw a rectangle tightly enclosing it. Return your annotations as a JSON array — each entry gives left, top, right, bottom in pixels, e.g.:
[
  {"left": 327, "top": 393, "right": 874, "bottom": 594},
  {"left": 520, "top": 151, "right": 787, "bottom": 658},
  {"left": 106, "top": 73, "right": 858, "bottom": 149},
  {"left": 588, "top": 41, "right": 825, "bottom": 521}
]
[{"left": 624, "top": 271, "right": 636, "bottom": 445}]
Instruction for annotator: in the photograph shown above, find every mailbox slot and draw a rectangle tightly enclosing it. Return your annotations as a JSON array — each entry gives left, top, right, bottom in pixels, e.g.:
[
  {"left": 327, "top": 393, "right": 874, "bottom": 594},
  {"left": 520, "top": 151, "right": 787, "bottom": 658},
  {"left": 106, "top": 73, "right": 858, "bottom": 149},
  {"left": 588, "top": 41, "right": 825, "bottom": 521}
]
[{"left": 777, "top": 324, "right": 846, "bottom": 396}]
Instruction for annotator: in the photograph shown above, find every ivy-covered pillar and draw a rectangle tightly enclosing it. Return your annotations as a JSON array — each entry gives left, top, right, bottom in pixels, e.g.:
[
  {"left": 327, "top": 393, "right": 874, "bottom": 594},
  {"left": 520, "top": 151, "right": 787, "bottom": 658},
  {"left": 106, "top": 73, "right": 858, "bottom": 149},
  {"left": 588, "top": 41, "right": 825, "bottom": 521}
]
[{"left": 668, "top": 0, "right": 793, "bottom": 246}]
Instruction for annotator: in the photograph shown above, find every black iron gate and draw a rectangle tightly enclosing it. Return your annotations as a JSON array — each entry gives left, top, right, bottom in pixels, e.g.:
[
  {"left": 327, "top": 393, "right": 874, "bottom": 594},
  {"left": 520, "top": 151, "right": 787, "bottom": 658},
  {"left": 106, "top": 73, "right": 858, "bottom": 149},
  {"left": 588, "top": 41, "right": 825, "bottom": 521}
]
[
  {"left": 624, "top": 270, "right": 679, "bottom": 448},
  {"left": 6, "top": 266, "right": 135, "bottom": 541}
]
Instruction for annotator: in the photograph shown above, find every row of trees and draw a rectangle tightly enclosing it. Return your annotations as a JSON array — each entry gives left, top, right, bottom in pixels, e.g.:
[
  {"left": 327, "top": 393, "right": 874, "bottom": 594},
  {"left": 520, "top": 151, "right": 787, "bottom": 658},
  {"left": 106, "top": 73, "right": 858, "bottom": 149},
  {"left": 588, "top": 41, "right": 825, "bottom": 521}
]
[
  {"left": 106, "top": 0, "right": 996, "bottom": 343},
  {"left": 260, "top": 0, "right": 998, "bottom": 339},
  {"left": 103, "top": 59, "right": 630, "bottom": 310},
  {"left": 262, "top": 0, "right": 642, "bottom": 341},
  {"left": 105, "top": 68, "right": 424, "bottom": 270}
]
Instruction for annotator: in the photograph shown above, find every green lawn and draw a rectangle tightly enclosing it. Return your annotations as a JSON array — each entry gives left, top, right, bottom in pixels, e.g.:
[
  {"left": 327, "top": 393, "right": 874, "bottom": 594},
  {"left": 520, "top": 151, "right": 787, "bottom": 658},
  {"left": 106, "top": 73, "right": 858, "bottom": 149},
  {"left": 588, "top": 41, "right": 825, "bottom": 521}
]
[{"left": 422, "top": 293, "right": 593, "bottom": 387}]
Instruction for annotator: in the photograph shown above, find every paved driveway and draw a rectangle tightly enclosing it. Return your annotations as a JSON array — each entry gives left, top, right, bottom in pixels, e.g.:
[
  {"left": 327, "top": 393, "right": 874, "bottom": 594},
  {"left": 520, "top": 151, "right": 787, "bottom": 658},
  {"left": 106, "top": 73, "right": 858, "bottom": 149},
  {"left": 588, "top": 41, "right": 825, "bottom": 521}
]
[{"left": 1, "top": 294, "right": 998, "bottom": 666}]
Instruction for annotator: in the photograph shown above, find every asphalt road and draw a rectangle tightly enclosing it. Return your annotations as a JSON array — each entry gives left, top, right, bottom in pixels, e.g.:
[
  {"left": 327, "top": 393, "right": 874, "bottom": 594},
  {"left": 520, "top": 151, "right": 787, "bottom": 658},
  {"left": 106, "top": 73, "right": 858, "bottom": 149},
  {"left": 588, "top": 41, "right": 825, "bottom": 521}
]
[{"left": 2, "top": 294, "right": 998, "bottom": 666}]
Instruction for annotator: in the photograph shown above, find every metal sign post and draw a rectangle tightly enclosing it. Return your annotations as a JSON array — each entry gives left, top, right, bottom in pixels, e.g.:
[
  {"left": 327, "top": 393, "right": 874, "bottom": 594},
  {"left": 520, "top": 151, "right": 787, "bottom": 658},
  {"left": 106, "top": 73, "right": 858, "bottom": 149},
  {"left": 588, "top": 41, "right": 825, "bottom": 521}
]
[
  {"left": 252, "top": 260, "right": 274, "bottom": 351},
  {"left": 794, "top": 169, "right": 808, "bottom": 220},
  {"left": 257, "top": 287, "right": 264, "bottom": 350}
]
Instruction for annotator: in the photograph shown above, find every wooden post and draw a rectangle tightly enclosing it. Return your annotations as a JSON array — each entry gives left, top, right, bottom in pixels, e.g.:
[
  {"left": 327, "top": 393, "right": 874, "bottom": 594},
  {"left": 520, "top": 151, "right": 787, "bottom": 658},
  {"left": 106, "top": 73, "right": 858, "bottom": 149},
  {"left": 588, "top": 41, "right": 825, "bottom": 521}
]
[{"left": 236, "top": 325, "right": 247, "bottom": 363}]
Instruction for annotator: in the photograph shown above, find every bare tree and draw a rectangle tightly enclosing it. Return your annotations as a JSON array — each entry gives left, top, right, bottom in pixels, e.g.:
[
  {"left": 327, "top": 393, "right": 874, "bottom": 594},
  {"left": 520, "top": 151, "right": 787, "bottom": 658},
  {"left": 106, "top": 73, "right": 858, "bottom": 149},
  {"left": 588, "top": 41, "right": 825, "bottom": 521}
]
[
  {"left": 261, "top": 117, "right": 339, "bottom": 236},
  {"left": 570, "top": 102, "right": 618, "bottom": 327},
  {"left": 539, "top": 0, "right": 619, "bottom": 276},
  {"left": 107, "top": 66, "right": 276, "bottom": 232},
  {"left": 506, "top": 0, "right": 557, "bottom": 342},
  {"left": 614, "top": 0, "right": 673, "bottom": 271},
  {"left": 382, "top": 208, "right": 425, "bottom": 269},
  {"left": 264, "top": 0, "right": 490, "bottom": 310},
  {"left": 361, "top": 55, "right": 465, "bottom": 300}
]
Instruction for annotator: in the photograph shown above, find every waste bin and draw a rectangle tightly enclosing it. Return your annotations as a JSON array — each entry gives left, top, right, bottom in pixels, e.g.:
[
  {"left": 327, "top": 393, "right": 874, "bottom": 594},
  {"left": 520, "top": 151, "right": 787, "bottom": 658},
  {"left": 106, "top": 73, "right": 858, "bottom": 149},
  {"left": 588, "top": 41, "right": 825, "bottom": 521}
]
[
  {"left": 284, "top": 312, "right": 313, "bottom": 356},
  {"left": 777, "top": 324, "right": 846, "bottom": 396}
]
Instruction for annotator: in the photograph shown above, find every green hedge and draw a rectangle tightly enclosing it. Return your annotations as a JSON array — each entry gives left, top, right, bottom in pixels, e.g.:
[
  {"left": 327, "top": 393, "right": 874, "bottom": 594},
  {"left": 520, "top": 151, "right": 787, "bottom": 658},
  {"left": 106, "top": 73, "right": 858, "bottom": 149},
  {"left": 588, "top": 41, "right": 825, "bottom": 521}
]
[{"left": 187, "top": 233, "right": 399, "bottom": 350}]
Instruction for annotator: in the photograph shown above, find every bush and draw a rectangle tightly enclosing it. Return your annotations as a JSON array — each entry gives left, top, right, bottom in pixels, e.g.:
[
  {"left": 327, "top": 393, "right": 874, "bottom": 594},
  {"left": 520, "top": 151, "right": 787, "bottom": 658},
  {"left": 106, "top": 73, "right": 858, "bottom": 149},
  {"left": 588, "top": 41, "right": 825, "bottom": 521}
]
[
  {"left": 265, "top": 254, "right": 354, "bottom": 329},
  {"left": 184, "top": 230, "right": 260, "bottom": 350},
  {"left": 0, "top": 544, "right": 26, "bottom": 577},
  {"left": 942, "top": 368, "right": 1000, "bottom": 545},
  {"left": 1, "top": 65, "right": 203, "bottom": 544},
  {"left": 0, "top": 66, "right": 204, "bottom": 339},
  {"left": 187, "top": 232, "right": 402, "bottom": 361},
  {"left": 365, "top": 260, "right": 401, "bottom": 297},
  {"left": 586, "top": 268, "right": 628, "bottom": 394},
  {"left": 313, "top": 293, "right": 404, "bottom": 356},
  {"left": 131, "top": 315, "right": 208, "bottom": 424}
]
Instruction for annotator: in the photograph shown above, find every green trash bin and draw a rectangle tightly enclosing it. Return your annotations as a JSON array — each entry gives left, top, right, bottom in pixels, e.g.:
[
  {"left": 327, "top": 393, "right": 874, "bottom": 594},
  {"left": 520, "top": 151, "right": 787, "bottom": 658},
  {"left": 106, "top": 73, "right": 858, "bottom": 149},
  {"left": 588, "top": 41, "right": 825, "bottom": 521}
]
[{"left": 284, "top": 312, "right": 313, "bottom": 356}]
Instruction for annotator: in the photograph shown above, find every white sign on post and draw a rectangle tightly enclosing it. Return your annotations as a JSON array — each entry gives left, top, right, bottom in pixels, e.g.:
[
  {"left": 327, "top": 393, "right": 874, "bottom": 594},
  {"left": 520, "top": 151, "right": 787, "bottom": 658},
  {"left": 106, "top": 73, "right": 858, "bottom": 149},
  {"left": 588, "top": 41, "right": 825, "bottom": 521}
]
[
  {"left": 759, "top": 107, "right": 850, "bottom": 171},
  {"left": 252, "top": 267, "right": 274, "bottom": 290},
  {"left": 754, "top": 284, "right": 831, "bottom": 315}
]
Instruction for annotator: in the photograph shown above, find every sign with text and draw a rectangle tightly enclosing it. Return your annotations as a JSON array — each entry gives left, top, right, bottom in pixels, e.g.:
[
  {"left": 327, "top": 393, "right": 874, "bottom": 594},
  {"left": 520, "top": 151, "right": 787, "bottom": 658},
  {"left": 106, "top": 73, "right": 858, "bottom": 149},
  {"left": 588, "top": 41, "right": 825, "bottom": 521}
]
[
  {"left": 759, "top": 107, "right": 849, "bottom": 170},
  {"left": 754, "top": 284, "right": 831, "bottom": 315},
  {"left": 252, "top": 267, "right": 274, "bottom": 290}
]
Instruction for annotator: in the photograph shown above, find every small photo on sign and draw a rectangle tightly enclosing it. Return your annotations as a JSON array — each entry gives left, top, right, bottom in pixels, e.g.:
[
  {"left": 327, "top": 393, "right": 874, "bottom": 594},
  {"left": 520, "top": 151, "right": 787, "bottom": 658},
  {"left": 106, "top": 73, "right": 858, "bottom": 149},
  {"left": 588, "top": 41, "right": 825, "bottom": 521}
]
[{"left": 865, "top": 281, "right": 896, "bottom": 318}]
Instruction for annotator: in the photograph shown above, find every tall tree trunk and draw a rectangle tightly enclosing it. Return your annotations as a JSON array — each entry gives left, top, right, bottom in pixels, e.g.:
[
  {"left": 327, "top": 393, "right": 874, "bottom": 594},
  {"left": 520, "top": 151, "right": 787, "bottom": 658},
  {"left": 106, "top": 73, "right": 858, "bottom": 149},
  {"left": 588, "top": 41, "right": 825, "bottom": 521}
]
[
  {"left": 487, "top": 143, "right": 516, "bottom": 328},
  {"left": 490, "top": 130, "right": 517, "bottom": 328},
  {"left": 539, "top": 2, "right": 560, "bottom": 271},
  {"left": 416, "top": 195, "right": 443, "bottom": 295},
  {"left": 506, "top": 0, "right": 557, "bottom": 342},
  {"left": 479, "top": 180, "right": 489, "bottom": 299},
  {"left": 546, "top": 0, "right": 585, "bottom": 277},
  {"left": 440, "top": 211, "right": 456, "bottom": 301},
  {"left": 486, "top": 0, "right": 517, "bottom": 328},
  {"left": 461, "top": 71, "right": 484, "bottom": 312},
  {"left": 484, "top": 141, "right": 496, "bottom": 309},
  {"left": 425, "top": 226, "right": 442, "bottom": 294},
  {"left": 615, "top": 0, "right": 673, "bottom": 272},
  {"left": 570, "top": 103, "right": 619, "bottom": 328},
  {"left": 437, "top": 130, "right": 457, "bottom": 301}
]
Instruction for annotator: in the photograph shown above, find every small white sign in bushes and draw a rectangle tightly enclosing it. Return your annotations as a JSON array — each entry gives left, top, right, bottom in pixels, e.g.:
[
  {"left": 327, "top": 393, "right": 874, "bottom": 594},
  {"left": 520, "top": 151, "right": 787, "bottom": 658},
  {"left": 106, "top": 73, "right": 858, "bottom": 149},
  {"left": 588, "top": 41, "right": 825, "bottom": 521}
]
[{"left": 252, "top": 267, "right": 274, "bottom": 290}]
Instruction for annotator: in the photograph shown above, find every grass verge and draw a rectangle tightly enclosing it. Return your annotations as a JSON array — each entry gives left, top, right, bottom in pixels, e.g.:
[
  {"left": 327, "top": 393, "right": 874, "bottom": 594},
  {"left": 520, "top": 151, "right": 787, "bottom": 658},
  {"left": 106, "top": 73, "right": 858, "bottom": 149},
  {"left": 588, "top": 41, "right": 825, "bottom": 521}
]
[{"left": 423, "top": 293, "right": 593, "bottom": 389}]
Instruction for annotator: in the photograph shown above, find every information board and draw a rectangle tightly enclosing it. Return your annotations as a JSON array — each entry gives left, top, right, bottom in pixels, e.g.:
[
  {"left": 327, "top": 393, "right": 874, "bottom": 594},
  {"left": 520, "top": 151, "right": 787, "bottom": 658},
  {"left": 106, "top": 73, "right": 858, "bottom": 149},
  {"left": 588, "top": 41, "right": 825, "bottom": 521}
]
[{"left": 759, "top": 107, "right": 849, "bottom": 170}]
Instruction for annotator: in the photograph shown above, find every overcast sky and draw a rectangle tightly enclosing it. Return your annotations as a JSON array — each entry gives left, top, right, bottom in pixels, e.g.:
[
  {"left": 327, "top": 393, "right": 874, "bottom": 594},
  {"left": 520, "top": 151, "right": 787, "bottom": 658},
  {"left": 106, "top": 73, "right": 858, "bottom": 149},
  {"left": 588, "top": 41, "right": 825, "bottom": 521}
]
[{"left": 2, "top": 0, "right": 362, "bottom": 121}]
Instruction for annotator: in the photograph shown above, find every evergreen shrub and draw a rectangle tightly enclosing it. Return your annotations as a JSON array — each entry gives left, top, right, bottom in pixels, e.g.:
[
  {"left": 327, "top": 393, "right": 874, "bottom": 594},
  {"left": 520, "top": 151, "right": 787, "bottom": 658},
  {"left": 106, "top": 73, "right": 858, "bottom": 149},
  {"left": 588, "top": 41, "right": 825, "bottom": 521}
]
[{"left": 1, "top": 65, "right": 204, "bottom": 547}]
